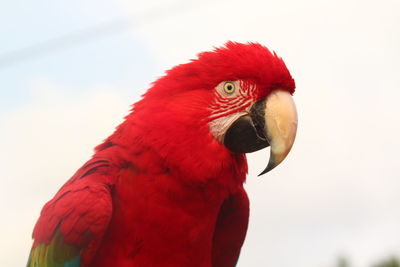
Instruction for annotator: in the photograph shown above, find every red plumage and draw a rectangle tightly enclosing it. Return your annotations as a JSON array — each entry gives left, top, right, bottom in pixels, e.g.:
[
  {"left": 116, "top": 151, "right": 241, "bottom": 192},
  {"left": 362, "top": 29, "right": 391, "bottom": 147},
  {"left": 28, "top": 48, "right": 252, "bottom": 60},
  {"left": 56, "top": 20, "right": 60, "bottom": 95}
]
[{"left": 29, "top": 42, "right": 295, "bottom": 267}]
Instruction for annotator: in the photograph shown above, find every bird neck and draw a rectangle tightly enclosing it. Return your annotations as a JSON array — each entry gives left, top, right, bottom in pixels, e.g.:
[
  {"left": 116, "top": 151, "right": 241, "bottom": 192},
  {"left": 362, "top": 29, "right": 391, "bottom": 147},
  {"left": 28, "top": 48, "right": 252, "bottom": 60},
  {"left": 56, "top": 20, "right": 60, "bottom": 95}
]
[{"left": 96, "top": 111, "right": 248, "bottom": 190}]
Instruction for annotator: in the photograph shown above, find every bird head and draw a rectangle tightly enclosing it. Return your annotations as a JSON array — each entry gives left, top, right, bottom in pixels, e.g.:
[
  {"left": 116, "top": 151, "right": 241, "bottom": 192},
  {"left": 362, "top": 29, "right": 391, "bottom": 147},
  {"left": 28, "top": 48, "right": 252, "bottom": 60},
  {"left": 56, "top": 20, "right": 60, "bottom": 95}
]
[{"left": 122, "top": 42, "right": 297, "bottom": 181}]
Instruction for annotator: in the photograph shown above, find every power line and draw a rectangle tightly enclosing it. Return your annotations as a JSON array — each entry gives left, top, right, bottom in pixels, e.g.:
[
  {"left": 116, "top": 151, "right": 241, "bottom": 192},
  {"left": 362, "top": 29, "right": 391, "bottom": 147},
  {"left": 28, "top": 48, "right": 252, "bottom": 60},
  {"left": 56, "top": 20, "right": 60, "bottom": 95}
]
[
  {"left": 0, "top": 1, "right": 200, "bottom": 69},
  {"left": 0, "top": 18, "right": 132, "bottom": 69}
]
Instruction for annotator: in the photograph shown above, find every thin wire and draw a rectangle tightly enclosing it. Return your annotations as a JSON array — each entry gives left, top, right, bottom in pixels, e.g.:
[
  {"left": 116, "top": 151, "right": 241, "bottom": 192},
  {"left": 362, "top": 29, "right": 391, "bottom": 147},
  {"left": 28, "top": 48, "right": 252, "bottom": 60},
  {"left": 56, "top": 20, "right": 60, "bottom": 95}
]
[
  {"left": 0, "top": 1, "right": 201, "bottom": 69},
  {"left": 0, "top": 18, "right": 132, "bottom": 69}
]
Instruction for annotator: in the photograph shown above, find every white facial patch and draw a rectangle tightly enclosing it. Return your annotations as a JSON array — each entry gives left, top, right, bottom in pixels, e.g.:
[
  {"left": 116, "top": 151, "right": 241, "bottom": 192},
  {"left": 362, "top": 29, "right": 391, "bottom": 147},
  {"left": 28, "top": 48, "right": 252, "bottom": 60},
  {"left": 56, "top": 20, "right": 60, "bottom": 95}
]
[
  {"left": 209, "top": 111, "right": 248, "bottom": 143},
  {"left": 208, "top": 80, "right": 257, "bottom": 143}
]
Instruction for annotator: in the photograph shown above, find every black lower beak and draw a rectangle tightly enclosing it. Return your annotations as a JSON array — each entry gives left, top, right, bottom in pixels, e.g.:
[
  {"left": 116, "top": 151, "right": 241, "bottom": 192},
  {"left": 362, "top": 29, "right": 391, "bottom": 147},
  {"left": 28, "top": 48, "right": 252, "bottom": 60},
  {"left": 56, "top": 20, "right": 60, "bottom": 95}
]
[
  {"left": 223, "top": 99, "right": 269, "bottom": 153},
  {"left": 223, "top": 90, "right": 298, "bottom": 176}
]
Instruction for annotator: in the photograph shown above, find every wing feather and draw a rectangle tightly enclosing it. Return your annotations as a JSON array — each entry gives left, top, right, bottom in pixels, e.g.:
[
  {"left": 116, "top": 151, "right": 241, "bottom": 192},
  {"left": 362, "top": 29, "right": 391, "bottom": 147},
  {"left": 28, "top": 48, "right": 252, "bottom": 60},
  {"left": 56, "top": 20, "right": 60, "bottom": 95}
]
[{"left": 27, "top": 157, "right": 115, "bottom": 267}]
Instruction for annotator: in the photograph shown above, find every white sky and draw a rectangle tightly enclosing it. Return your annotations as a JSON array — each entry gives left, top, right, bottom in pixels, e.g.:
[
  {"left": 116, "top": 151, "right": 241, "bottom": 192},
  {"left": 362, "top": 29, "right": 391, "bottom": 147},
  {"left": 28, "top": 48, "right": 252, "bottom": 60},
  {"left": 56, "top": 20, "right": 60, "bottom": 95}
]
[{"left": 1, "top": 0, "right": 400, "bottom": 266}]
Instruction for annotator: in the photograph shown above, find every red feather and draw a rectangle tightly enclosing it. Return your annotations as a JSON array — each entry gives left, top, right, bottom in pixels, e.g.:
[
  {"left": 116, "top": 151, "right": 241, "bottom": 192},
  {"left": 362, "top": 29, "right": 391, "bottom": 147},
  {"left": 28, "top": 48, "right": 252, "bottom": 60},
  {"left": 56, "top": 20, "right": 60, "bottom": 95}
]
[{"left": 30, "top": 42, "right": 295, "bottom": 266}]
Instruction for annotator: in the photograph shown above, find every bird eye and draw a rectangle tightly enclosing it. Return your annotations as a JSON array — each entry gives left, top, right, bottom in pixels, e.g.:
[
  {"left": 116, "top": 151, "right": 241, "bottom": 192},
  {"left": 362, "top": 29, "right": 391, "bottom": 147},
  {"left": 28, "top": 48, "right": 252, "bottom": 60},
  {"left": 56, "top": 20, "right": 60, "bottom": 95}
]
[{"left": 223, "top": 82, "right": 236, "bottom": 94}]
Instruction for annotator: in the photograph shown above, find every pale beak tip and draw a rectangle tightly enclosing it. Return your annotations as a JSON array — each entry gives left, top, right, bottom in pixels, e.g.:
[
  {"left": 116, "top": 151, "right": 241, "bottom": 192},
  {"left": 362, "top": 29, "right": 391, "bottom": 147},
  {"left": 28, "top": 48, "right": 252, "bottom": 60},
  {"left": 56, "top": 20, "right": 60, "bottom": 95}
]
[{"left": 258, "top": 89, "right": 297, "bottom": 177}]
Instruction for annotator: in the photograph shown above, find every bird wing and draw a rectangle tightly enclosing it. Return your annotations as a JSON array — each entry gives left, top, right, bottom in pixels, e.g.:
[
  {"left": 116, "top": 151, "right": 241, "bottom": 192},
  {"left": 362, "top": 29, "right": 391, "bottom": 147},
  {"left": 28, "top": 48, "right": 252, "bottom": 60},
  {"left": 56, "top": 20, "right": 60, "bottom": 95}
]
[
  {"left": 27, "top": 157, "right": 115, "bottom": 267},
  {"left": 212, "top": 186, "right": 249, "bottom": 267}
]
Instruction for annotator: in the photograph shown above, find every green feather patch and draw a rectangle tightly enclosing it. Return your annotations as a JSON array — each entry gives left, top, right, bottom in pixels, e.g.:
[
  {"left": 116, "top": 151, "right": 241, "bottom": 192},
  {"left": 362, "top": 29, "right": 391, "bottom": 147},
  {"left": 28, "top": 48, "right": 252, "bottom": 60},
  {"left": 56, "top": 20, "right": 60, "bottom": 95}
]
[{"left": 27, "top": 231, "right": 80, "bottom": 267}]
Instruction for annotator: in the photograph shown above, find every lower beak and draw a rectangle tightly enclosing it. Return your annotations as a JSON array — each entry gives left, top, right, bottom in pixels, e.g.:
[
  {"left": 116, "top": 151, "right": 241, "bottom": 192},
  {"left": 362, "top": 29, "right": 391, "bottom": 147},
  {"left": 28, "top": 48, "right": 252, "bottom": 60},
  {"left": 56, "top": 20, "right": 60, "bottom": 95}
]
[{"left": 223, "top": 90, "right": 298, "bottom": 176}]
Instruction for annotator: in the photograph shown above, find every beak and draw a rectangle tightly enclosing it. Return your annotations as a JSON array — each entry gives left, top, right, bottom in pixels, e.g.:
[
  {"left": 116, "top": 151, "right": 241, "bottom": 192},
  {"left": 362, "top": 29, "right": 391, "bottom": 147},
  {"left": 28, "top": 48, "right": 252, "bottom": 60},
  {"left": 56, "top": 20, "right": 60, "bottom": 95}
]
[{"left": 223, "top": 90, "right": 298, "bottom": 176}]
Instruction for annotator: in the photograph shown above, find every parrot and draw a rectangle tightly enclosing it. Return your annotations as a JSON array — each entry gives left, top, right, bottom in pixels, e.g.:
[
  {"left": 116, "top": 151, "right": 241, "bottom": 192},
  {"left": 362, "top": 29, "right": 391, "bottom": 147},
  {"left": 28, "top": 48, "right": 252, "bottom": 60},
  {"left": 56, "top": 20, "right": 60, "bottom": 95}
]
[{"left": 27, "top": 41, "right": 298, "bottom": 267}]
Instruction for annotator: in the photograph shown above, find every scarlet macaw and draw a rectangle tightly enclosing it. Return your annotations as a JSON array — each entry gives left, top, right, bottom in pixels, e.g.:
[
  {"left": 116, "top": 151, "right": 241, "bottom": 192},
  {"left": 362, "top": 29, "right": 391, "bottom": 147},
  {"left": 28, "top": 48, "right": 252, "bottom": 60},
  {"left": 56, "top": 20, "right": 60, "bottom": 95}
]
[{"left": 27, "top": 42, "right": 297, "bottom": 267}]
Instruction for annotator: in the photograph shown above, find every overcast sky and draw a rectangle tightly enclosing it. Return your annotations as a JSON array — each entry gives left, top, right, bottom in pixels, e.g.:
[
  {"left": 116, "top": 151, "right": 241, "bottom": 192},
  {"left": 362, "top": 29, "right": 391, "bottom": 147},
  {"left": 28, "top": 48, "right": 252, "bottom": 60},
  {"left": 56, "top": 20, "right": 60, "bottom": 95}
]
[{"left": 1, "top": 0, "right": 399, "bottom": 266}]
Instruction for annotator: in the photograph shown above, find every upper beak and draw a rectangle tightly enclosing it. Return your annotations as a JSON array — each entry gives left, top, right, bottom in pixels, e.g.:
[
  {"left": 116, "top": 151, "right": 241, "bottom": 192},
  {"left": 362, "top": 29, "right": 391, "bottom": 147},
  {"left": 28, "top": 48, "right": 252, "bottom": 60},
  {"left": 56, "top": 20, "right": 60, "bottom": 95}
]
[{"left": 223, "top": 90, "right": 298, "bottom": 176}]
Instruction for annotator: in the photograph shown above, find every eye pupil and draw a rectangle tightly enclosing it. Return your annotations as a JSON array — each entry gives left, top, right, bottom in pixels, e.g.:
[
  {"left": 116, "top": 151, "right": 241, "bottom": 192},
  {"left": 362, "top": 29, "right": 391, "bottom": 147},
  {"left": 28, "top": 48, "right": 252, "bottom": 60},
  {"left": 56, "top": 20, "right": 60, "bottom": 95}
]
[{"left": 223, "top": 82, "right": 235, "bottom": 94}]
